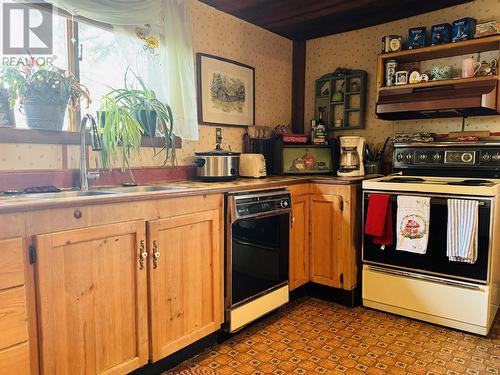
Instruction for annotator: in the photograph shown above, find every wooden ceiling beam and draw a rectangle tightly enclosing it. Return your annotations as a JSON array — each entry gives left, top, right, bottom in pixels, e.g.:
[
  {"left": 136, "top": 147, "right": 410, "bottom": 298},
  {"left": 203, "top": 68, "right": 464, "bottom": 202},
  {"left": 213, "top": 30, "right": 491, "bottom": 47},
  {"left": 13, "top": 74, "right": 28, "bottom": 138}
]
[
  {"left": 248, "top": 0, "right": 372, "bottom": 28},
  {"left": 198, "top": 0, "right": 473, "bottom": 41},
  {"left": 198, "top": 0, "right": 268, "bottom": 14},
  {"left": 276, "top": 0, "right": 473, "bottom": 40},
  {"left": 261, "top": 0, "right": 379, "bottom": 29}
]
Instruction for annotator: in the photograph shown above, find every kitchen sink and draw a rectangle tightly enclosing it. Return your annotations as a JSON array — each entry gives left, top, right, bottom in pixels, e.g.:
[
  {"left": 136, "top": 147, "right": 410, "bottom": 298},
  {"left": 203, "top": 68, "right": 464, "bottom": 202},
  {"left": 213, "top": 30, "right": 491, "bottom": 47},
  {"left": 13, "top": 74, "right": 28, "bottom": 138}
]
[
  {"left": 0, "top": 185, "right": 197, "bottom": 200},
  {"left": 24, "top": 190, "right": 118, "bottom": 199},
  {"left": 104, "top": 185, "right": 194, "bottom": 193}
]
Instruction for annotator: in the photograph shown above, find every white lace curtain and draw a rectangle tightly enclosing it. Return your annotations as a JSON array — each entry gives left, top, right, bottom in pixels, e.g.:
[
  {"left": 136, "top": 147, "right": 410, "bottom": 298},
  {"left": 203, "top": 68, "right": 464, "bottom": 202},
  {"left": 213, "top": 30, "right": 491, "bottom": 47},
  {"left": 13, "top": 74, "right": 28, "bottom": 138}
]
[{"left": 51, "top": 0, "right": 199, "bottom": 140}]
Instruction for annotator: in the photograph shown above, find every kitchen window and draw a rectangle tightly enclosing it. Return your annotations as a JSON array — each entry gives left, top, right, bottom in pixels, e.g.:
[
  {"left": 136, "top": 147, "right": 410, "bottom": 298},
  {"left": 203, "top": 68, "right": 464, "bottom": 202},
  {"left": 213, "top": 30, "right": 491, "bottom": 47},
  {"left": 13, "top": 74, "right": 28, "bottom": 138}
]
[
  {"left": 5, "top": 8, "right": 128, "bottom": 133},
  {"left": 1, "top": 0, "right": 197, "bottom": 143}
]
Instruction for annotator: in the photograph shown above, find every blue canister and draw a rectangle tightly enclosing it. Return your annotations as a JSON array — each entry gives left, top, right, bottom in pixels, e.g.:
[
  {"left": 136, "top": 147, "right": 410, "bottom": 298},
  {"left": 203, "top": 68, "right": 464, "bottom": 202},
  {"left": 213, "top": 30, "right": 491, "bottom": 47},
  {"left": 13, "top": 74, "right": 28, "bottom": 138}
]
[
  {"left": 408, "top": 27, "right": 426, "bottom": 49},
  {"left": 452, "top": 17, "right": 477, "bottom": 42},
  {"left": 431, "top": 23, "right": 451, "bottom": 45}
]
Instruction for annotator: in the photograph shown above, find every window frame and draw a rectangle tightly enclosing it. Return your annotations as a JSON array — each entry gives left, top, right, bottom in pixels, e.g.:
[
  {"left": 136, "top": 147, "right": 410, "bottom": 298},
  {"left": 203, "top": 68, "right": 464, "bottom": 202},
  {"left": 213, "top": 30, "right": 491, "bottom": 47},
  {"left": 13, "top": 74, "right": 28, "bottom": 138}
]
[{"left": 0, "top": 6, "right": 181, "bottom": 148}]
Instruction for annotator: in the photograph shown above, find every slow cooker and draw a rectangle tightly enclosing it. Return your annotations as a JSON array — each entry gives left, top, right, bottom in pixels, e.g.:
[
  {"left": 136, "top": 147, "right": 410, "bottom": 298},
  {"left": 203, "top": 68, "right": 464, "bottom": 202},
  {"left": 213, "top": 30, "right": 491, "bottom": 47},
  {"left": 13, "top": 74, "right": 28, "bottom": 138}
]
[{"left": 194, "top": 145, "right": 240, "bottom": 181}]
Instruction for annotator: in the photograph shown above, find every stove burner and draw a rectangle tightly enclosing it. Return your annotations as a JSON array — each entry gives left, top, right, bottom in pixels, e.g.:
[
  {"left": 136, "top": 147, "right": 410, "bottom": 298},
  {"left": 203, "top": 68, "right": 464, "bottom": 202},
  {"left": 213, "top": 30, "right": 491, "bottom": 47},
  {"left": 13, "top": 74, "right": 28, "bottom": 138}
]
[
  {"left": 383, "top": 177, "right": 425, "bottom": 183},
  {"left": 447, "top": 179, "right": 494, "bottom": 186}
]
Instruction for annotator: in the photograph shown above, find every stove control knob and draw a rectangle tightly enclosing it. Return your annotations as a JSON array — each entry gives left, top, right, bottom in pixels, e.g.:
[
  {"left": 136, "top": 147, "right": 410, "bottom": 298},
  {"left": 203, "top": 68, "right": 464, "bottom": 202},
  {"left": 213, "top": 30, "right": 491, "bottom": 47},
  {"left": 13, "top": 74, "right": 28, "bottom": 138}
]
[
  {"left": 419, "top": 154, "right": 428, "bottom": 161},
  {"left": 482, "top": 153, "right": 491, "bottom": 162},
  {"left": 405, "top": 153, "right": 413, "bottom": 160},
  {"left": 280, "top": 200, "right": 289, "bottom": 208},
  {"left": 461, "top": 152, "right": 474, "bottom": 163},
  {"left": 396, "top": 153, "right": 404, "bottom": 162},
  {"left": 432, "top": 153, "right": 442, "bottom": 162},
  {"left": 493, "top": 153, "right": 500, "bottom": 161}
]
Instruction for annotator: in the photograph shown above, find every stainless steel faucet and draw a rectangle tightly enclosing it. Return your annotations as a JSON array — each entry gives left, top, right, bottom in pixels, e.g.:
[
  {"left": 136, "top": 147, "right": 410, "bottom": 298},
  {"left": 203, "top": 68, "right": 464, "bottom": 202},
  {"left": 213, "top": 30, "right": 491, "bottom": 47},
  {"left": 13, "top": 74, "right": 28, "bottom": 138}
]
[{"left": 80, "top": 114, "right": 102, "bottom": 191}]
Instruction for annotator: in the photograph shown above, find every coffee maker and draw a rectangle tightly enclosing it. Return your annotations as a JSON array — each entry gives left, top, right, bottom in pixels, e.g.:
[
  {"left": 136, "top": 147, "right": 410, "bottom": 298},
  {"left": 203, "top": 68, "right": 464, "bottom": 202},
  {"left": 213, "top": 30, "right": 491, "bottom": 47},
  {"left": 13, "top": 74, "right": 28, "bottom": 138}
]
[{"left": 337, "top": 136, "right": 366, "bottom": 176}]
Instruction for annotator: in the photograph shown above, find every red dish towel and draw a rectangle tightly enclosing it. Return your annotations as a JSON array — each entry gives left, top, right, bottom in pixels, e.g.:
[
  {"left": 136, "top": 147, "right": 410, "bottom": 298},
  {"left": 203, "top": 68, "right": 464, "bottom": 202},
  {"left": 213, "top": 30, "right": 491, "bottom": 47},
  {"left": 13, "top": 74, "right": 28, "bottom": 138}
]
[{"left": 365, "top": 194, "right": 393, "bottom": 247}]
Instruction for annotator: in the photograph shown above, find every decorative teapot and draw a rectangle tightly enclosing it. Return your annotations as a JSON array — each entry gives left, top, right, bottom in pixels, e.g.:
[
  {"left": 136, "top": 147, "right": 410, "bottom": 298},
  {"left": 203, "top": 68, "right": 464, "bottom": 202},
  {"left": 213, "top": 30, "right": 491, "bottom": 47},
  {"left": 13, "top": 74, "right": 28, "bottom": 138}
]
[{"left": 475, "top": 59, "right": 498, "bottom": 76}]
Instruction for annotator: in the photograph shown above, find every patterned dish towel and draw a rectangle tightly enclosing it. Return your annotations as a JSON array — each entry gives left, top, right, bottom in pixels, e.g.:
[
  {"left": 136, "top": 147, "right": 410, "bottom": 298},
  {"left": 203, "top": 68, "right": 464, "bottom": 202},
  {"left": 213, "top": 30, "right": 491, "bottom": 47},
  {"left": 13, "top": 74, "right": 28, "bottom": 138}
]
[
  {"left": 396, "top": 196, "right": 431, "bottom": 254},
  {"left": 447, "top": 199, "right": 479, "bottom": 263}
]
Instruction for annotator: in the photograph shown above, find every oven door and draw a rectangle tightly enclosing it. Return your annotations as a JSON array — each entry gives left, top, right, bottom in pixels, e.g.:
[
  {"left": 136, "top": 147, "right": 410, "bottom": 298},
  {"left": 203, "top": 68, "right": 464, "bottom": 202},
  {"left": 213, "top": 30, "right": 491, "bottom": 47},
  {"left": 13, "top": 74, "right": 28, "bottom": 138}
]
[
  {"left": 228, "top": 212, "right": 289, "bottom": 308},
  {"left": 362, "top": 191, "right": 493, "bottom": 283}
]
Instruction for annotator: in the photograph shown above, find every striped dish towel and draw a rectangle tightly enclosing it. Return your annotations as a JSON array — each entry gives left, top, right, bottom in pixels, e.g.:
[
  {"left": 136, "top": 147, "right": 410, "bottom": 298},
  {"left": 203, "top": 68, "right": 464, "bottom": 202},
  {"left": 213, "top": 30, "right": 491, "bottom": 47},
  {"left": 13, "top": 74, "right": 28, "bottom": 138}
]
[{"left": 447, "top": 199, "right": 479, "bottom": 263}]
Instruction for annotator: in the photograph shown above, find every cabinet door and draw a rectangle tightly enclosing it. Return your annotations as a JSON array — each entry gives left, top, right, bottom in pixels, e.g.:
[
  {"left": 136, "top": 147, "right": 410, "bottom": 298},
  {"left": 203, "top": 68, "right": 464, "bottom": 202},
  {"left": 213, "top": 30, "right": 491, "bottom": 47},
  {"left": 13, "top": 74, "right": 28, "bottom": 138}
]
[
  {"left": 0, "top": 237, "right": 33, "bottom": 374},
  {"left": 35, "top": 220, "right": 148, "bottom": 375},
  {"left": 147, "top": 209, "right": 223, "bottom": 361},
  {"left": 310, "top": 194, "right": 343, "bottom": 288},
  {"left": 289, "top": 194, "right": 310, "bottom": 291}
]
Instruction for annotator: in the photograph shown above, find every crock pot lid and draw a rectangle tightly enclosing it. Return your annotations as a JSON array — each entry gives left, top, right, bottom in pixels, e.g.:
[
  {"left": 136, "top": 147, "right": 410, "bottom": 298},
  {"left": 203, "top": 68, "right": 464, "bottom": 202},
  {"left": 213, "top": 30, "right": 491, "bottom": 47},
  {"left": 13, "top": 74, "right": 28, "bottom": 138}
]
[{"left": 195, "top": 145, "right": 240, "bottom": 156}]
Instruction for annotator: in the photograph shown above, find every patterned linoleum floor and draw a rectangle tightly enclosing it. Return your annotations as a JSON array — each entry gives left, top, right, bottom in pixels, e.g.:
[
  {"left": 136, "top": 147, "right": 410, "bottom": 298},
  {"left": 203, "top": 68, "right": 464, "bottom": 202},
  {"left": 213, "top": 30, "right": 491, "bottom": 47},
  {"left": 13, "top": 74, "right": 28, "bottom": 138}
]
[{"left": 166, "top": 297, "right": 500, "bottom": 375}]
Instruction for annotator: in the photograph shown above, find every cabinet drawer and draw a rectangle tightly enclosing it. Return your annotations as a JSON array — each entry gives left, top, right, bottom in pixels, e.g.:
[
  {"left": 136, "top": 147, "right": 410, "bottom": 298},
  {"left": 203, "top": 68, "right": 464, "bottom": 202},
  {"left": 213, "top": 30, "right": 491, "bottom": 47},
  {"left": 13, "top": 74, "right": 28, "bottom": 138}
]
[
  {"left": 0, "top": 238, "right": 24, "bottom": 290},
  {"left": 0, "top": 342, "right": 30, "bottom": 375},
  {"left": 0, "top": 287, "right": 28, "bottom": 349}
]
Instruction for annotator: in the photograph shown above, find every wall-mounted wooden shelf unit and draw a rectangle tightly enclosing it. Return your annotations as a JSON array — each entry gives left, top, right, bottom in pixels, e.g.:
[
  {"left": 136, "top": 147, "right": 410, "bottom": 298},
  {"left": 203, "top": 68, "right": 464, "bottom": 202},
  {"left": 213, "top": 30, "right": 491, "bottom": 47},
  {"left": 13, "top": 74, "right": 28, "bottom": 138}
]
[
  {"left": 379, "top": 35, "right": 500, "bottom": 63},
  {"left": 376, "top": 35, "right": 500, "bottom": 90},
  {"left": 378, "top": 75, "right": 498, "bottom": 92}
]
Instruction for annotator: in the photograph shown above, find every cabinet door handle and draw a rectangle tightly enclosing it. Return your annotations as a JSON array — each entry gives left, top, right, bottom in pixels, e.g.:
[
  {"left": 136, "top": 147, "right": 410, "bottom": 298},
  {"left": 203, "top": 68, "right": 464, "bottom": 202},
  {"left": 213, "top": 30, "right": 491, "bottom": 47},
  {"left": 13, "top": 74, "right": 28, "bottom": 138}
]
[
  {"left": 139, "top": 240, "right": 147, "bottom": 270},
  {"left": 152, "top": 240, "right": 160, "bottom": 269}
]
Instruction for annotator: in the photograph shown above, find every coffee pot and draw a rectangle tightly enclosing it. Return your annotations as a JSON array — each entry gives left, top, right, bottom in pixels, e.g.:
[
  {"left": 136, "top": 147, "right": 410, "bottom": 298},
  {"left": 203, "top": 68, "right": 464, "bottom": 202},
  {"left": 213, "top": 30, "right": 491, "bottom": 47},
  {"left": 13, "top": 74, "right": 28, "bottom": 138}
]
[{"left": 337, "top": 136, "right": 366, "bottom": 177}]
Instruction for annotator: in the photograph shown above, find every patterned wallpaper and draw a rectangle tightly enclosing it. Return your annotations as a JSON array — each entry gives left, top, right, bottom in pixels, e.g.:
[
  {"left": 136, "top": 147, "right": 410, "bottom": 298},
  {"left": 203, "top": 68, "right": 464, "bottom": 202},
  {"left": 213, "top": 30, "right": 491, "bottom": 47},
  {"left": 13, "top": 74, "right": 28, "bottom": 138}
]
[
  {"left": 4, "top": 0, "right": 500, "bottom": 171},
  {"left": 0, "top": 0, "right": 292, "bottom": 171},
  {"left": 305, "top": 0, "right": 500, "bottom": 149}
]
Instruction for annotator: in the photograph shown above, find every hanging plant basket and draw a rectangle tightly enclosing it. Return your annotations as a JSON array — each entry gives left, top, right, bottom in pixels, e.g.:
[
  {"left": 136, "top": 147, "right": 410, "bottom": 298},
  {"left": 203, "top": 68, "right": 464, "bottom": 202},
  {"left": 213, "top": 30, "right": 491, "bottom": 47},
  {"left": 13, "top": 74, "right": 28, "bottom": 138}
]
[
  {"left": 0, "top": 64, "right": 90, "bottom": 131},
  {"left": 24, "top": 94, "right": 69, "bottom": 131}
]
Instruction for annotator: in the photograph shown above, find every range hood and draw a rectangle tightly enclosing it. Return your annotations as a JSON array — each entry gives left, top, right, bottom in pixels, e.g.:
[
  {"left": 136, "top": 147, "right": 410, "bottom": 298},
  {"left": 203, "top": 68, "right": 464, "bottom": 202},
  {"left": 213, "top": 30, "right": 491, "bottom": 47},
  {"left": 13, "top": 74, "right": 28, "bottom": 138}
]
[{"left": 376, "top": 78, "right": 500, "bottom": 120}]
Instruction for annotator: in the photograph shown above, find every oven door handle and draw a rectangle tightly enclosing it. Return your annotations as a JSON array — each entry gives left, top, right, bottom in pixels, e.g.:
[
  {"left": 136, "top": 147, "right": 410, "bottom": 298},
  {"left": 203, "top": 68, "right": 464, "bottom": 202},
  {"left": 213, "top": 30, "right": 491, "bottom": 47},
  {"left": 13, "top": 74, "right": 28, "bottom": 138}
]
[
  {"left": 367, "top": 266, "right": 483, "bottom": 290},
  {"left": 384, "top": 196, "right": 488, "bottom": 207},
  {"left": 233, "top": 238, "right": 277, "bottom": 252}
]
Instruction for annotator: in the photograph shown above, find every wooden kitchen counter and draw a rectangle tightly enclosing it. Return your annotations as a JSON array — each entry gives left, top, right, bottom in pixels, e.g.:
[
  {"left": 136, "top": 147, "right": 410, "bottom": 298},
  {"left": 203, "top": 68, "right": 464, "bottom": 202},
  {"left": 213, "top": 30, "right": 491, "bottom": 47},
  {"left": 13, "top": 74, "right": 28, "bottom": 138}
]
[{"left": 0, "top": 175, "right": 375, "bottom": 214}]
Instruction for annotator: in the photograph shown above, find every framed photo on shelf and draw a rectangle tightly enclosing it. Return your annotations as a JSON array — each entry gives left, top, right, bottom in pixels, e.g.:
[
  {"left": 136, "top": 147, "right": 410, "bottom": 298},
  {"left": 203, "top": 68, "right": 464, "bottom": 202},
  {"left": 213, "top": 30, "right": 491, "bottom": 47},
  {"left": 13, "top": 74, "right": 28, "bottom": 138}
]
[{"left": 196, "top": 53, "right": 255, "bottom": 127}]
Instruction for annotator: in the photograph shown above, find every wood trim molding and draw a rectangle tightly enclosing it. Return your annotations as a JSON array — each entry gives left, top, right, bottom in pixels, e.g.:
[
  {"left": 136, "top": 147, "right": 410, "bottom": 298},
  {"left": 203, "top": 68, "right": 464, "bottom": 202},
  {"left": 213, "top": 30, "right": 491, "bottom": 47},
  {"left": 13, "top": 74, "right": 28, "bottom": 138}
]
[
  {"left": 291, "top": 40, "right": 306, "bottom": 134},
  {"left": 0, "top": 128, "right": 182, "bottom": 148}
]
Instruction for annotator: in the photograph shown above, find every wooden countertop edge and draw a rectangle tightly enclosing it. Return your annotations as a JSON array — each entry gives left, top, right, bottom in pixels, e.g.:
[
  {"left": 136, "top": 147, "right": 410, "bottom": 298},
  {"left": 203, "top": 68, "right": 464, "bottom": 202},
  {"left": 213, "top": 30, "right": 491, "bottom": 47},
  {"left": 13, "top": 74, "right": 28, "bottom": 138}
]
[{"left": 0, "top": 175, "right": 378, "bottom": 214}]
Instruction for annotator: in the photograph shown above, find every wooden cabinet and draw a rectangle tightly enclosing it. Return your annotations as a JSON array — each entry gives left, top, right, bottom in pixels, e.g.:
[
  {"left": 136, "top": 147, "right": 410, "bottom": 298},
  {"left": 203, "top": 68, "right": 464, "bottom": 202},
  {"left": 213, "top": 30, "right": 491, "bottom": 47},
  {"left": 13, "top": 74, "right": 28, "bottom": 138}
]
[
  {"left": 34, "top": 220, "right": 149, "bottom": 375},
  {"left": 0, "top": 184, "right": 359, "bottom": 372},
  {"left": 0, "top": 237, "right": 33, "bottom": 375},
  {"left": 289, "top": 194, "right": 310, "bottom": 291},
  {"left": 289, "top": 184, "right": 360, "bottom": 292},
  {"left": 310, "top": 194, "right": 344, "bottom": 288},
  {"left": 147, "top": 208, "right": 224, "bottom": 361},
  {"left": 309, "top": 184, "right": 359, "bottom": 291}
]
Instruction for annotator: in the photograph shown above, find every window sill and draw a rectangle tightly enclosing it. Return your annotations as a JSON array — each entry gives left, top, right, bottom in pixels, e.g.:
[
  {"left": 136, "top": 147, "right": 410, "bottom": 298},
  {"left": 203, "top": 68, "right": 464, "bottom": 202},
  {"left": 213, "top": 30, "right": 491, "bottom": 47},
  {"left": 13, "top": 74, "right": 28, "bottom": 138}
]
[{"left": 0, "top": 127, "right": 182, "bottom": 148}]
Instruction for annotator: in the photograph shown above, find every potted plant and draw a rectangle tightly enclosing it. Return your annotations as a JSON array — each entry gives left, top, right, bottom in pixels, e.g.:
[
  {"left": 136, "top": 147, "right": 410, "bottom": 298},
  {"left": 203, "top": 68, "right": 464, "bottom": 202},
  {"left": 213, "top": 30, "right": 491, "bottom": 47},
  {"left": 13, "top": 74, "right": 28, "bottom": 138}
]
[
  {"left": 0, "top": 63, "right": 90, "bottom": 131},
  {"left": 0, "top": 83, "right": 14, "bottom": 127},
  {"left": 98, "top": 68, "right": 176, "bottom": 171}
]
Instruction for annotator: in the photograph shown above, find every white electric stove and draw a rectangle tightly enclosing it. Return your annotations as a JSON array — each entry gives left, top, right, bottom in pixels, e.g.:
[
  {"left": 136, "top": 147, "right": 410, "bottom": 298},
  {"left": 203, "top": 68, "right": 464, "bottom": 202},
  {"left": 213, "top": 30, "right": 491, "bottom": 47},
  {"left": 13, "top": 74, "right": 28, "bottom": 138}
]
[
  {"left": 362, "top": 141, "right": 500, "bottom": 335},
  {"left": 364, "top": 175, "right": 500, "bottom": 196}
]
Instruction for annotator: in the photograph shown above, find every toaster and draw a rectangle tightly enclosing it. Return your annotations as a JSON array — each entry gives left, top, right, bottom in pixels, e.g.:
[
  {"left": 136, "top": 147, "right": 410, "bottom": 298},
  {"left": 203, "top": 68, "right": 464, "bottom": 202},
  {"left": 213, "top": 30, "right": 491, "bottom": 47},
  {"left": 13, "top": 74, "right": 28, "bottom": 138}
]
[{"left": 239, "top": 153, "right": 267, "bottom": 178}]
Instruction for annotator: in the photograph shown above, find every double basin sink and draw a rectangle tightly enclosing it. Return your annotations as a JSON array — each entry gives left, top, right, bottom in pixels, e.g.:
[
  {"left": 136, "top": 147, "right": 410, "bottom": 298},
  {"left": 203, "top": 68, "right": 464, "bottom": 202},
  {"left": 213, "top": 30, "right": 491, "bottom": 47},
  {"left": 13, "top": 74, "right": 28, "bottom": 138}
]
[{"left": 1, "top": 185, "right": 195, "bottom": 200}]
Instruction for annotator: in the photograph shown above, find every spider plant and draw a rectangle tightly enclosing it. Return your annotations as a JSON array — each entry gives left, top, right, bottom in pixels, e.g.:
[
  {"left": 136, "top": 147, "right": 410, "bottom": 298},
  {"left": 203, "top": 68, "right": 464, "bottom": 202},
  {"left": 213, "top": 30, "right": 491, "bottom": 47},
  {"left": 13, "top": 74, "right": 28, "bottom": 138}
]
[
  {"left": 99, "top": 96, "right": 143, "bottom": 172},
  {"left": 98, "top": 68, "right": 176, "bottom": 171}
]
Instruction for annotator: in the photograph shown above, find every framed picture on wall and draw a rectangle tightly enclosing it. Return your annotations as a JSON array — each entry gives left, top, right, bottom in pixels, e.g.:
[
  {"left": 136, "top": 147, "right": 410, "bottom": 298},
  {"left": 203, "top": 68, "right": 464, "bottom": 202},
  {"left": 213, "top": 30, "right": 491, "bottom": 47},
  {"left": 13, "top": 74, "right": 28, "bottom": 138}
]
[{"left": 196, "top": 53, "right": 255, "bottom": 127}]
